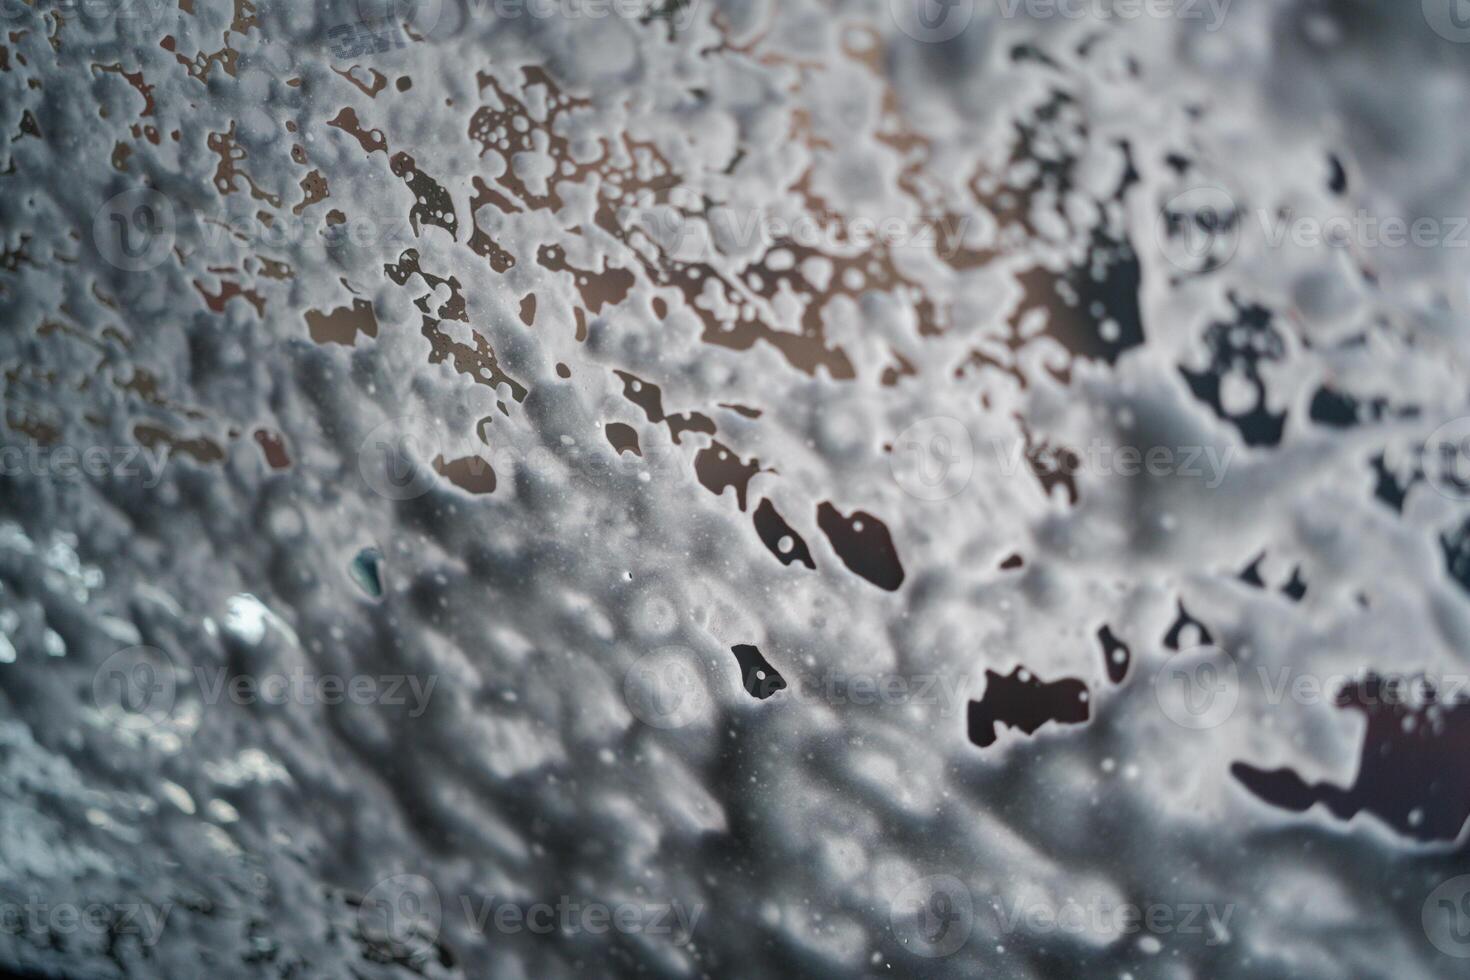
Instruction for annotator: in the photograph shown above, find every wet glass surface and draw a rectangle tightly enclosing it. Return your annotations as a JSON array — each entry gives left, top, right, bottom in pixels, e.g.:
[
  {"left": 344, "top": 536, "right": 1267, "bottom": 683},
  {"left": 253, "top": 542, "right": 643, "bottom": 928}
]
[{"left": 3, "top": 0, "right": 1470, "bottom": 976}]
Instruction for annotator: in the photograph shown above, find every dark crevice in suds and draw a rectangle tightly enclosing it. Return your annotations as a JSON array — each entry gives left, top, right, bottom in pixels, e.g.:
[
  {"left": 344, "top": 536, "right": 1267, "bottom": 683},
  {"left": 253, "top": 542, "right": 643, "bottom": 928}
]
[
  {"left": 967, "top": 667, "right": 1090, "bottom": 748},
  {"left": 1282, "top": 566, "right": 1307, "bottom": 602},
  {"left": 1327, "top": 153, "right": 1347, "bottom": 195},
  {"left": 1010, "top": 228, "right": 1145, "bottom": 368},
  {"left": 1098, "top": 625, "right": 1130, "bottom": 684},
  {"left": 815, "top": 503, "right": 903, "bottom": 591},
  {"left": 433, "top": 454, "right": 496, "bottom": 495},
  {"left": 1019, "top": 418, "right": 1080, "bottom": 506},
  {"left": 1371, "top": 453, "right": 1416, "bottom": 513},
  {"left": 604, "top": 422, "right": 641, "bottom": 457},
  {"left": 694, "top": 441, "right": 762, "bottom": 512},
  {"left": 1163, "top": 601, "right": 1213, "bottom": 650},
  {"left": 612, "top": 370, "right": 716, "bottom": 445},
  {"left": 1440, "top": 516, "right": 1470, "bottom": 596},
  {"left": 1308, "top": 386, "right": 1417, "bottom": 428},
  {"left": 350, "top": 547, "right": 383, "bottom": 599},
  {"left": 1240, "top": 552, "right": 1266, "bottom": 587},
  {"left": 752, "top": 498, "right": 814, "bottom": 570},
  {"left": 730, "top": 644, "right": 785, "bottom": 700},
  {"left": 252, "top": 427, "right": 290, "bottom": 469},
  {"left": 1233, "top": 674, "right": 1470, "bottom": 842},
  {"left": 1180, "top": 297, "right": 1286, "bottom": 447}
]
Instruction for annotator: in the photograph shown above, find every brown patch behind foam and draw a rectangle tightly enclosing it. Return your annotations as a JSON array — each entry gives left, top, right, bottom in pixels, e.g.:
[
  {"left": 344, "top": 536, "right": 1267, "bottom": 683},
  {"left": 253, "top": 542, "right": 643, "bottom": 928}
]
[
  {"left": 816, "top": 503, "right": 904, "bottom": 591},
  {"left": 253, "top": 428, "right": 291, "bottom": 469},
  {"left": 434, "top": 454, "right": 496, "bottom": 494},
  {"left": 305, "top": 299, "right": 378, "bottom": 346},
  {"left": 605, "top": 422, "right": 641, "bottom": 457}
]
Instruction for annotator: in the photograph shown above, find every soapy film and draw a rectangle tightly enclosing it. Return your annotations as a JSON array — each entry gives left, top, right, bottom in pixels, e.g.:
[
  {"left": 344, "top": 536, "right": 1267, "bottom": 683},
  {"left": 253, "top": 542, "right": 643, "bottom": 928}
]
[{"left": 2, "top": 0, "right": 1470, "bottom": 977}]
